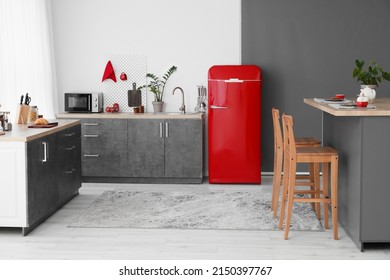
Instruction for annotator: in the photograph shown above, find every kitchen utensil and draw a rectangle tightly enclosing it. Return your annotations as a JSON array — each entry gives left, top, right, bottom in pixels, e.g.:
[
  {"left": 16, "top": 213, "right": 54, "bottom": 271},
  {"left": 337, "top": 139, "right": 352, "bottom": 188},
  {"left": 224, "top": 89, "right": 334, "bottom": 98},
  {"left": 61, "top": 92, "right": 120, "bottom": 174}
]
[
  {"left": 24, "top": 93, "right": 31, "bottom": 105},
  {"left": 20, "top": 95, "right": 24, "bottom": 105},
  {"left": 128, "top": 82, "right": 142, "bottom": 107}
]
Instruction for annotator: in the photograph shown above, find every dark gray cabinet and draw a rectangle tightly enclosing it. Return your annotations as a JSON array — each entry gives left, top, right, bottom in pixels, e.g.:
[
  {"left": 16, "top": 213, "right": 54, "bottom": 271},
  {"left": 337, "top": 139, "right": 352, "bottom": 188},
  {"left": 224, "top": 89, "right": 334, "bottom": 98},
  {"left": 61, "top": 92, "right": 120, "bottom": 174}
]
[
  {"left": 128, "top": 118, "right": 203, "bottom": 182},
  {"left": 164, "top": 119, "right": 203, "bottom": 179},
  {"left": 24, "top": 124, "right": 81, "bottom": 235},
  {"left": 127, "top": 119, "right": 164, "bottom": 177},
  {"left": 27, "top": 133, "right": 58, "bottom": 228},
  {"left": 57, "top": 125, "right": 82, "bottom": 204},
  {"left": 81, "top": 119, "right": 128, "bottom": 177},
  {"left": 78, "top": 116, "right": 204, "bottom": 183}
]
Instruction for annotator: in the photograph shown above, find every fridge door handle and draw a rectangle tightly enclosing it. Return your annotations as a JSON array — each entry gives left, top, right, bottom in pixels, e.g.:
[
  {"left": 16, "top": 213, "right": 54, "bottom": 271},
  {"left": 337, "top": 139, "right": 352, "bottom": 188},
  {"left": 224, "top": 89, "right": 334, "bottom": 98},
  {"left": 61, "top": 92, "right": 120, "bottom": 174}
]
[
  {"left": 210, "top": 105, "right": 228, "bottom": 109},
  {"left": 224, "top": 78, "right": 244, "bottom": 83}
]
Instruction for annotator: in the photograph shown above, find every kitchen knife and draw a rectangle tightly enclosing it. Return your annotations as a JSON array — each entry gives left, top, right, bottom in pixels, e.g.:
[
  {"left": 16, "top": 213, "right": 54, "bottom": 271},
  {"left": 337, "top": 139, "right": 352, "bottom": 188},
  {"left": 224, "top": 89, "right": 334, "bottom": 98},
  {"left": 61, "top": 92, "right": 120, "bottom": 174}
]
[
  {"left": 24, "top": 93, "right": 31, "bottom": 105},
  {"left": 20, "top": 95, "right": 24, "bottom": 105}
]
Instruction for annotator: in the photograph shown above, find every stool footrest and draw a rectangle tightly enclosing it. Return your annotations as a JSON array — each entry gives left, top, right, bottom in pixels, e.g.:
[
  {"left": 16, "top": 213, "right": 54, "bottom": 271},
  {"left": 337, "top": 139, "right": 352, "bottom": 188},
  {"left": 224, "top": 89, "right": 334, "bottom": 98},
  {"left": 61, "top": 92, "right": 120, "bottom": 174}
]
[{"left": 294, "top": 198, "right": 332, "bottom": 203}]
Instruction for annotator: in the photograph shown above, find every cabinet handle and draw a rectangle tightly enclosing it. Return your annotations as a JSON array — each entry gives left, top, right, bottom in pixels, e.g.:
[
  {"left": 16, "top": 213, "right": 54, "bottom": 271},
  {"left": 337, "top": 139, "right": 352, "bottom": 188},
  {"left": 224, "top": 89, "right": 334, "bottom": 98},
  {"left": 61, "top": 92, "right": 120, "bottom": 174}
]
[
  {"left": 65, "top": 168, "right": 76, "bottom": 174},
  {"left": 84, "top": 154, "right": 100, "bottom": 158},
  {"left": 165, "top": 122, "right": 169, "bottom": 138},
  {"left": 83, "top": 123, "right": 99, "bottom": 126},
  {"left": 65, "top": 145, "right": 76, "bottom": 151},
  {"left": 42, "top": 142, "right": 48, "bottom": 162},
  {"left": 159, "top": 122, "right": 163, "bottom": 138},
  {"left": 64, "top": 132, "right": 76, "bottom": 137},
  {"left": 83, "top": 134, "right": 99, "bottom": 138}
]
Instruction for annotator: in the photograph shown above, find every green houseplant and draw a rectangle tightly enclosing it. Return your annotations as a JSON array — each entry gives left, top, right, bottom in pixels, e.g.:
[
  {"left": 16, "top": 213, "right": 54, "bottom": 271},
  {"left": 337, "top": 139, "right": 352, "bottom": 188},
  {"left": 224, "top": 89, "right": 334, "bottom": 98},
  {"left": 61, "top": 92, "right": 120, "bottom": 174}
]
[
  {"left": 352, "top": 59, "right": 390, "bottom": 86},
  {"left": 141, "top": 66, "right": 177, "bottom": 102}
]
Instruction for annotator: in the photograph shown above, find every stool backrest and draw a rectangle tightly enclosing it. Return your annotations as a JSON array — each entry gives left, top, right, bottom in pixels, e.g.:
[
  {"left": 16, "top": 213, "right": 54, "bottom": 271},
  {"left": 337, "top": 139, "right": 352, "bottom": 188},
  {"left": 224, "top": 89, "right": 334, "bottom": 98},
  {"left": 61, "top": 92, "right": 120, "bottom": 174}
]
[
  {"left": 272, "top": 108, "right": 283, "bottom": 152},
  {"left": 282, "top": 114, "right": 296, "bottom": 160}
]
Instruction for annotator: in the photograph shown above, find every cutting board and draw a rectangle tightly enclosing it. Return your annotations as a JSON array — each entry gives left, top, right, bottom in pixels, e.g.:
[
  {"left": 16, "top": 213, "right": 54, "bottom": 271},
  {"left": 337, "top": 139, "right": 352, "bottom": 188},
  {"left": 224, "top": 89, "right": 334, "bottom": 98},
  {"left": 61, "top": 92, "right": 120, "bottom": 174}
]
[
  {"left": 28, "top": 122, "right": 58, "bottom": 128},
  {"left": 128, "top": 82, "right": 142, "bottom": 107}
]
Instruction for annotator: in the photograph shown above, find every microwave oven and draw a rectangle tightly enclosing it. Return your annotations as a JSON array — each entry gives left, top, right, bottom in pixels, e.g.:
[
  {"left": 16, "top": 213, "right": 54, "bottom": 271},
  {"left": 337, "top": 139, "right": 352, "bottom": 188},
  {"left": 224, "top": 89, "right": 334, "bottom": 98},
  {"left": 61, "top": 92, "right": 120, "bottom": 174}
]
[{"left": 64, "top": 92, "right": 103, "bottom": 113}]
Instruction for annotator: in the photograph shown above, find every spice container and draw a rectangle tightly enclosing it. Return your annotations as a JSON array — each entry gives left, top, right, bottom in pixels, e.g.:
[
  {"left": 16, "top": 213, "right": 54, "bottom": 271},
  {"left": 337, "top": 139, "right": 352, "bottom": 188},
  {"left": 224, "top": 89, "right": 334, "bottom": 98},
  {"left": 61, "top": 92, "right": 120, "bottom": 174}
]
[{"left": 28, "top": 106, "right": 38, "bottom": 123}]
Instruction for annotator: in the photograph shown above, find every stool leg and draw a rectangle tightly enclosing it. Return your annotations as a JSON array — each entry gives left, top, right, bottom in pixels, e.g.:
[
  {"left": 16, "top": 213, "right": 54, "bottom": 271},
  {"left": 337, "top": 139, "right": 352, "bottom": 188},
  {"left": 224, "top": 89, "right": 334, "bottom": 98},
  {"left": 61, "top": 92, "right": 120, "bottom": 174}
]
[
  {"left": 284, "top": 157, "right": 297, "bottom": 240},
  {"left": 314, "top": 163, "right": 321, "bottom": 220},
  {"left": 322, "top": 162, "right": 329, "bottom": 229},
  {"left": 272, "top": 147, "right": 283, "bottom": 218},
  {"left": 331, "top": 156, "right": 339, "bottom": 240},
  {"left": 309, "top": 163, "right": 316, "bottom": 210},
  {"left": 278, "top": 152, "right": 290, "bottom": 230}
]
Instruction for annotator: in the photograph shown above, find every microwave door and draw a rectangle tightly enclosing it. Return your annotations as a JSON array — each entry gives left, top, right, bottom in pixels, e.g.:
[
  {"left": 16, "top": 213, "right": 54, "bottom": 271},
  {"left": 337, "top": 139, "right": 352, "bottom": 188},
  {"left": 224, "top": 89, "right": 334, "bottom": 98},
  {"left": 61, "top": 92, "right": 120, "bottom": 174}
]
[
  {"left": 66, "top": 94, "right": 90, "bottom": 112},
  {"left": 87, "top": 95, "right": 91, "bottom": 111}
]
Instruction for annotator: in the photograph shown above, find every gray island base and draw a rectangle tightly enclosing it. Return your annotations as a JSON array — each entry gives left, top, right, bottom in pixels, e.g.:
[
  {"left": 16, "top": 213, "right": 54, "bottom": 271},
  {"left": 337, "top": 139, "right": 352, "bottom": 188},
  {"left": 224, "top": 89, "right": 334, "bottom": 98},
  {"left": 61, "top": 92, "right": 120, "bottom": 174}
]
[{"left": 305, "top": 98, "right": 390, "bottom": 251}]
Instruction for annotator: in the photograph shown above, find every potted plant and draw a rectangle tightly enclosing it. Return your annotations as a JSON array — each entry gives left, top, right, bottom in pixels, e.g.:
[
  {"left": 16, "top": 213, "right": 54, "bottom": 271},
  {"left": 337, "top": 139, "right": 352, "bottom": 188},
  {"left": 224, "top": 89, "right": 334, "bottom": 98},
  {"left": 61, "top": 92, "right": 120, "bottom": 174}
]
[
  {"left": 352, "top": 59, "right": 390, "bottom": 102},
  {"left": 352, "top": 59, "right": 390, "bottom": 87},
  {"left": 140, "top": 65, "right": 177, "bottom": 112}
]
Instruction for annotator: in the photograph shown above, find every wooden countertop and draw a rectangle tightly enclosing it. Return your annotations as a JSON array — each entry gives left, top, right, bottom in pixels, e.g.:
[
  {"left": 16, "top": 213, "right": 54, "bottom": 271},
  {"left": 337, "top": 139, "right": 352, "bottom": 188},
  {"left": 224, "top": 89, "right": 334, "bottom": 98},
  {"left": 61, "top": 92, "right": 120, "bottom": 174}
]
[
  {"left": 304, "top": 98, "right": 390, "bottom": 116},
  {"left": 0, "top": 120, "right": 80, "bottom": 142},
  {"left": 56, "top": 112, "right": 204, "bottom": 119}
]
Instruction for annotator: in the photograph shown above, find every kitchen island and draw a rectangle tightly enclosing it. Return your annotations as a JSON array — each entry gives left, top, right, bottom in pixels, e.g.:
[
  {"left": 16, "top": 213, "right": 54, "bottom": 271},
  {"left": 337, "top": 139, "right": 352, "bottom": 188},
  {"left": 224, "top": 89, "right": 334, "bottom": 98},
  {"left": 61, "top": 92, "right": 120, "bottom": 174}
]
[
  {"left": 0, "top": 120, "right": 81, "bottom": 235},
  {"left": 304, "top": 98, "right": 390, "bottom": 251}
]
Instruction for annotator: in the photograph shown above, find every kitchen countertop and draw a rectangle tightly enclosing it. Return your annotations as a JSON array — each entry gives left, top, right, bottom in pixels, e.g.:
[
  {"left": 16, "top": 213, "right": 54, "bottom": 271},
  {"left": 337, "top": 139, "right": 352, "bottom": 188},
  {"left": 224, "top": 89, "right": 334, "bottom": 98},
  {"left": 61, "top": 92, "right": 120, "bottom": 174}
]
[
  {"left": 56, "top": 112, "right": 204, "bottom": 119},
  {"left": 0, "top": 119, "right": 80, "bottom": 142},
  {"left": 304, "top": 97, "right": 390, "bottom": 116}
]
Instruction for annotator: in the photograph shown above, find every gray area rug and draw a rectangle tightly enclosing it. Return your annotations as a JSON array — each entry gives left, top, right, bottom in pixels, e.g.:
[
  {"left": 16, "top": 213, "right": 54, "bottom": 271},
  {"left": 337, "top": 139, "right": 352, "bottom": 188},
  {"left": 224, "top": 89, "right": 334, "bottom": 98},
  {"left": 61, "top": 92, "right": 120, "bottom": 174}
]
[{"left": 69, "top": 191, "right": 324, "bottom": 231}]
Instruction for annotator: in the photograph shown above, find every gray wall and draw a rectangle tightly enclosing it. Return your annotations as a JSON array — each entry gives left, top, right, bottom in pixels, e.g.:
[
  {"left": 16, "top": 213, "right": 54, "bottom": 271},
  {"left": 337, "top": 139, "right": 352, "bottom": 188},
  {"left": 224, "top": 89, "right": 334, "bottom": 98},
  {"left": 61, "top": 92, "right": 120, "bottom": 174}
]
[{"left": 242, "top": 0, "right": 390, "bottom": 172}]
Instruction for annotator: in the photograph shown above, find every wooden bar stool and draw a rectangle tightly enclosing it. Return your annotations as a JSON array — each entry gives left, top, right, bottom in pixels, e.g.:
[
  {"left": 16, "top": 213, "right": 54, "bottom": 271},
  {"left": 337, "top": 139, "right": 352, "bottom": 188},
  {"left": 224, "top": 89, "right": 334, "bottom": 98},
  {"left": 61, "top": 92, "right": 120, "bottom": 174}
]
[
  {"left": 271, "top": 108, "right": 321, "bottom": 218},
  {"left": 279, "top": 114, "right": 339, "bottom": 240}
]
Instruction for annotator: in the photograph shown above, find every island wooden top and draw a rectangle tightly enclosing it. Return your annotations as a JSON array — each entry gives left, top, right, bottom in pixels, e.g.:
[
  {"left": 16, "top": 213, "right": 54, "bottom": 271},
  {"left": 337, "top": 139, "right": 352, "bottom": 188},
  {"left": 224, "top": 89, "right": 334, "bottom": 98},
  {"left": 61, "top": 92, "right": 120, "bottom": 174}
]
[
  {"left": 304, "top": 98, "right": 390, "bottom": 116},
  {"left": 0, "top": 120, "right": 80, "bottom": 142},
  {"left": 56, "top": 112, "right": 204, "bottom": 120}
]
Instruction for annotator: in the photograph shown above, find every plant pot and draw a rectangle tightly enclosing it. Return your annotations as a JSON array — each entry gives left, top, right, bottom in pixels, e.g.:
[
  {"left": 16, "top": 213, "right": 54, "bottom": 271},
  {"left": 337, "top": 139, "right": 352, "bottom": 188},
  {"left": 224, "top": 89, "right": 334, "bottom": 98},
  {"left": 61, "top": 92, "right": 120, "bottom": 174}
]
[
  {"left": 152, "top": 101, "right": 164, "bottom": 113},
  {"left": 360, "top": 84, "right": 377, "bottom": 103}
]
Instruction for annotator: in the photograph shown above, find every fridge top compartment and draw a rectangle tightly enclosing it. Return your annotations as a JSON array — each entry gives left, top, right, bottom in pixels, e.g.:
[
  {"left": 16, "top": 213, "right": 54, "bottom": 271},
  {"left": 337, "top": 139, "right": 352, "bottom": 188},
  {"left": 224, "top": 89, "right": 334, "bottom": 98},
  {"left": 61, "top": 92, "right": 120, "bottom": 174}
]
[{"left": 208, "top": 65, "right": 261, "bottom": 81}]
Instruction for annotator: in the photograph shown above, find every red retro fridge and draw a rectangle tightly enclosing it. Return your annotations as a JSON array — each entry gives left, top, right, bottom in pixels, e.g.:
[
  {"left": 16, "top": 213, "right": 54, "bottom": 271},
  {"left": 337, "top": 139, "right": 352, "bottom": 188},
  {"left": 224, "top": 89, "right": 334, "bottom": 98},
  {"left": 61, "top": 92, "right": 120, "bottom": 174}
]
[{"left": 208, "top": 65, "right": 261, "bottom": 184}]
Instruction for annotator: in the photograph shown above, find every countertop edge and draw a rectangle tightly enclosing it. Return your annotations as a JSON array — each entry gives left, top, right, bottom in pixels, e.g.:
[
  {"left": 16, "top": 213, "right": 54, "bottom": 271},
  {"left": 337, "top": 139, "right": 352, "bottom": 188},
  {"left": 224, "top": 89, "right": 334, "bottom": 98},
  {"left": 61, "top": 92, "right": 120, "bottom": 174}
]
[
  {"left": 0, "top": 120, "right": 80, "bottom": 143},
  {"left": 304, "top": 98, "right": 390, "bottom": 116},
  {"left": 56, "top": 112, "right": 204, "bottom": 119}
]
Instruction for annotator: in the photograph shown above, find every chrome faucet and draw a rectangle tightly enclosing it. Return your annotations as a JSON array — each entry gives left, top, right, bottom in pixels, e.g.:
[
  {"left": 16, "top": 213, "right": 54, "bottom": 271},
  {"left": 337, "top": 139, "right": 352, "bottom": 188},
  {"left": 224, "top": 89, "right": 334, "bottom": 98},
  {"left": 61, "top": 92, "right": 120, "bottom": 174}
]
[{"left": 172, "top": 87, "right": 186, "bottom": 114}]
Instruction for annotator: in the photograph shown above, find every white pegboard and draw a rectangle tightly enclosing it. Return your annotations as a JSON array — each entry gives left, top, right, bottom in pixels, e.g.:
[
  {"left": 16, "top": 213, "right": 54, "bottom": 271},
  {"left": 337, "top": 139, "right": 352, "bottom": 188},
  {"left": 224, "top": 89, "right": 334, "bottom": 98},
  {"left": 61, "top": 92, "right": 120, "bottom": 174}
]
[{"left": 103, "top": 54, "right": 147, "bottom": 112}]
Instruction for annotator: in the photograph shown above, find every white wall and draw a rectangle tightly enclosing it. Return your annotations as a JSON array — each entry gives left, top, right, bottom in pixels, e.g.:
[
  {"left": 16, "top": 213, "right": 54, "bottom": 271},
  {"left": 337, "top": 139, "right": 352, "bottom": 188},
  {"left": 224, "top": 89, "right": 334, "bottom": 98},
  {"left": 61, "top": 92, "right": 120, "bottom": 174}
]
[{"left": 51, "top": 0, "right": 241, "bottom": 113}]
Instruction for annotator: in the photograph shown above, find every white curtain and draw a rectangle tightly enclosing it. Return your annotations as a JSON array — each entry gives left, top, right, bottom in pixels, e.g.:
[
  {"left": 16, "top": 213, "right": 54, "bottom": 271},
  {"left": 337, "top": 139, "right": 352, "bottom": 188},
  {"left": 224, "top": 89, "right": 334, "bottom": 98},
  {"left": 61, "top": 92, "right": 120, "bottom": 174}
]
[{"left": 0, "top": 0, "right": 57, "bottom": 120}]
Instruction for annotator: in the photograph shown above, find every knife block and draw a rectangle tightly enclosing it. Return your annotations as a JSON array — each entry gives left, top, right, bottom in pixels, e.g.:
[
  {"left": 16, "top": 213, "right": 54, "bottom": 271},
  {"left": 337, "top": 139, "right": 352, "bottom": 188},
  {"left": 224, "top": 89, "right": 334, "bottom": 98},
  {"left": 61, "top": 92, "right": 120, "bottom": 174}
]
[{"left": 16, "top": 104, "right": 30, "bottom": 124}]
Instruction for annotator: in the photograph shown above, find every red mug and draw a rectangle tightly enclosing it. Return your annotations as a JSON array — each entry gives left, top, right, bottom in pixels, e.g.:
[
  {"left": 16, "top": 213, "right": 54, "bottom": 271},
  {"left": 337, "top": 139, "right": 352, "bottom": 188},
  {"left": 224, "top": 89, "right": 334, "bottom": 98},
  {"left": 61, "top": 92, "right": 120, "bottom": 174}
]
[{"left": 356, "top": 101, "right": 368, "bottom": 108}]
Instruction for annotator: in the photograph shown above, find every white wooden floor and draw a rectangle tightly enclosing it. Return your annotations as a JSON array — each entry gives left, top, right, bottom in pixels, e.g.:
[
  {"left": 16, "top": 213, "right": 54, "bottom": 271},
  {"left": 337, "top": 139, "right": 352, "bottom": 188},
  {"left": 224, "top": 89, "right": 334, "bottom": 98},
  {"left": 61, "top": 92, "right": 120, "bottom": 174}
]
[{"left": 1, "top": 176, "right": 389, "bottom": 260}]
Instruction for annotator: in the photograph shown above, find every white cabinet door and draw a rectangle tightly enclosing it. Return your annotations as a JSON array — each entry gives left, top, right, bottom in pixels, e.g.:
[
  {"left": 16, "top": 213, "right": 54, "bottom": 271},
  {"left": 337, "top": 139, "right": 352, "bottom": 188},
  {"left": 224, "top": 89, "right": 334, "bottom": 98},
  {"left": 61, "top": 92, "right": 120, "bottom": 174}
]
[{"left": 0, "top": 142, "right": 27, "bottom": 226}]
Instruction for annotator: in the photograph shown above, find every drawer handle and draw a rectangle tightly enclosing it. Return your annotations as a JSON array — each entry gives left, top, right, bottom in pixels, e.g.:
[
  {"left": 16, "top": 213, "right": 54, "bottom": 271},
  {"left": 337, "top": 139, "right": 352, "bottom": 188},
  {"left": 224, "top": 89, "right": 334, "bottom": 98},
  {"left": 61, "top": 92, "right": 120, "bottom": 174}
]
[
  {"left": 65, "top": 168, "right": 76, "bottom": 174},
  {"left": 42, "top": 142, "right": 48, "bottom": 162},
  {"left": 65, "top": 145, "right": 76, "bottom": 151},
  {"left": 64, "top": 132, "right": 76, "bottom": 137},
  {"left": 83, "top": 134, "right": 99, "bottom": 138},
  {"left": 83, "top": 123, "right": 99, "bottom": 126},
  {"left": 159, "top": 122, "right": 163, "bottom": 138},
  {"left": 84, "top": 154, "right": 100, "bottom": 158}
]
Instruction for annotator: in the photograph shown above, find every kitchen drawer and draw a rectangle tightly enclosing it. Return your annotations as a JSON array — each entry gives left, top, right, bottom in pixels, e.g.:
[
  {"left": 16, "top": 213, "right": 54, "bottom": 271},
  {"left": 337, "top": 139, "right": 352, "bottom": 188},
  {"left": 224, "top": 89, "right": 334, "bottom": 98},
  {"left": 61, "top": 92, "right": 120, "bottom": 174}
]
[
  {"left": 57, "top": 138, "right": 81, "bottom": 170},
  {"left": 81, "top": 130, "right": 127, "bottom": 150},
  {"left": 82, "top": 149, "right": 128, "bottom": 177},
  {"left": 81, "top": 119, "right": 127, "bottom": 130},
  {"left": 57, "top": 125, "right": 81, "bottom": 147}
]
